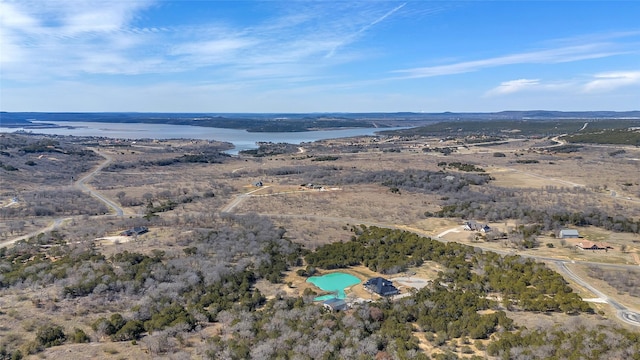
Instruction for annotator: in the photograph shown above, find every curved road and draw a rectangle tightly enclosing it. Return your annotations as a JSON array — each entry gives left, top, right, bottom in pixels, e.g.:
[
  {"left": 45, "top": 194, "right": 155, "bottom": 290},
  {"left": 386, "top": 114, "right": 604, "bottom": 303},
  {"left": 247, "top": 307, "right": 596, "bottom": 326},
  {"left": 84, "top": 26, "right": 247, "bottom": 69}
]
[
  {"left": 554, "top": 261, "right": 640, "bottom": 327},
  {"left": 1, "top": 148, "right": 125, "bottom": 248}
]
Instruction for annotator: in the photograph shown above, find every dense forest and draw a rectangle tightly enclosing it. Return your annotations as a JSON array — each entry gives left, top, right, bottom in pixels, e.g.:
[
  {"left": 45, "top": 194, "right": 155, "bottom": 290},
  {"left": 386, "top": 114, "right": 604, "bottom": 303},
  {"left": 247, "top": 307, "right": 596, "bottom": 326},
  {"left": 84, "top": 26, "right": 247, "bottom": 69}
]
[{"left": 565, "top": 129, "right": 640, "bottom": 146}]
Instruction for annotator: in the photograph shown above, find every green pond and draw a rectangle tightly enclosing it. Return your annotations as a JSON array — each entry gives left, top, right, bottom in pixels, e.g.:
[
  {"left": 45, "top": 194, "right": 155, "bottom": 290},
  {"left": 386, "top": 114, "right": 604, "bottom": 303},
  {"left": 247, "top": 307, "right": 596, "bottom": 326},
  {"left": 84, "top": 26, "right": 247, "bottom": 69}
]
[{"left": 306, "top": 272, "right": 360, "bottom": 301}]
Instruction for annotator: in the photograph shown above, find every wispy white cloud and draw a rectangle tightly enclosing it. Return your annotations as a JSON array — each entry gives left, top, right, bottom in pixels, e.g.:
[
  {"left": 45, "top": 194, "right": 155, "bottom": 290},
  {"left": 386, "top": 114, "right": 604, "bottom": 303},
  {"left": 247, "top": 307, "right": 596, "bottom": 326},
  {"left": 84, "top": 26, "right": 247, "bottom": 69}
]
[
  {"left": 325, "top": 2, "right": 406, "bottom": 58},
  {"left": 0, "top": 2, "right": 39, "bottom": 29},
  {"left": 170, "top": 38, "right": 258, "bottom": 64},
  {"left": 486, "top": 79, "right": 541, "bottom": 96},
  {"left": 0, "top": 0, "right": 158, "bottom": 80},
  {"left": 543, "top": 30, "right": 640, "bottom": 48},
  {"left": 486, "top": 70, "right": 640, "bottom": 98},
  {"left": 583, "top": 71, "right": 640, "bottom": 92},
  {"left": 394, "top": 43, "right": 627, "bottom": 79},
  {"left": 3, "top": 1, "right": 638, "bottom": 112},
  {"left": 0, "top": 1, "right": 414, "bottom": 84}
]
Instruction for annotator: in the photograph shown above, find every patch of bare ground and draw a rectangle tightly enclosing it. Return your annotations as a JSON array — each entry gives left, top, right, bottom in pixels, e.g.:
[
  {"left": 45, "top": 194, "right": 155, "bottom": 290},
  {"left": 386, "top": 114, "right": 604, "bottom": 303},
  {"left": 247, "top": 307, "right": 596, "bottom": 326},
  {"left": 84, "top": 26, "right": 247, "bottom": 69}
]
[
  {"left": 503, "top": 309, "right": 613, "bottom": 331},
  {"left": 410, "top": 328, "right": 489, "bottom": 359},
  {"left": 39, "top": 342, "right": 149, "bottom": 360},
  {"left": 489, "top": 167, "right": 563, "bottom": 188},
  {"left": 398, "top": 218, "right": 461, "bottom": 238},
  {"left": 450, "top": 145, "right": 640, "bottom": 217},
  {"left": 93, "top": 225, "right": 202, "bottom": 258},
  {"left": 232, "top": 183, "right": 437, "bottom": 228},
  {"left": 270, "top": 216, "right": 354, "bottom": 249}
]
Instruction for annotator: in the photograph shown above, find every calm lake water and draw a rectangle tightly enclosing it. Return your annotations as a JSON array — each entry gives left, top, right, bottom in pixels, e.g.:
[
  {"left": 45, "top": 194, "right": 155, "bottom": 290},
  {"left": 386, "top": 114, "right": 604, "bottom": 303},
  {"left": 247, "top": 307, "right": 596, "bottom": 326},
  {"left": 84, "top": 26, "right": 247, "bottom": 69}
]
[{"left": 1, "top": 121, "right": 405, "bottom": 154}]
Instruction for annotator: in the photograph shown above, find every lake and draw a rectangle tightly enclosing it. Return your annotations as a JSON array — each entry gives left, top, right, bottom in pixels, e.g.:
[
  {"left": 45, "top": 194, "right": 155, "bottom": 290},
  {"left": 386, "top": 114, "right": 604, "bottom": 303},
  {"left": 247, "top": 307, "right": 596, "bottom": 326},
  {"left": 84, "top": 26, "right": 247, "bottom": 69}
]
[{"left": 0, "top": 121, "right": 406, "bottom": 154}]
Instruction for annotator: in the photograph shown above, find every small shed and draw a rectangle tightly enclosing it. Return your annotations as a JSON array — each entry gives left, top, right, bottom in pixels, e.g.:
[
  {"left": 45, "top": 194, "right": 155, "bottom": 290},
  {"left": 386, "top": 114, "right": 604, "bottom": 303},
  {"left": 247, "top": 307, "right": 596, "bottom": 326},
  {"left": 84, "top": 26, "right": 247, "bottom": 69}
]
[
  {"left": 559, "top": 229, "right": 580, "bottom": 239},
  {"left": 322, "top": 298, "right": 348, "bottom": 311}
]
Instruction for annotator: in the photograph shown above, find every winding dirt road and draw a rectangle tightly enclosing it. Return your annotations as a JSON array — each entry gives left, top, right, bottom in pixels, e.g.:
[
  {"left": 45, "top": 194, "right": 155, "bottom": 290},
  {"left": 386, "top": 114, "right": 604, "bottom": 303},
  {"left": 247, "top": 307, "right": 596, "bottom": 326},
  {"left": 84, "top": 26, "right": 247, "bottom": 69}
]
[{"left": 1, "top": 148, "right": 125, "bottom": 248}]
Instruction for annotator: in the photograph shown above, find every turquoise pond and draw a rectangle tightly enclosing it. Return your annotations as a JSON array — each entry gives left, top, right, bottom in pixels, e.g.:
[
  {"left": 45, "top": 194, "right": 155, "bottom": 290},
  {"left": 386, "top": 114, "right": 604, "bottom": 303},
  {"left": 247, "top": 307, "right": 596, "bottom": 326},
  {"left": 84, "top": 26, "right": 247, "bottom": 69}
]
[{"left": 306, "top": 272, "right": 360, "bottom": 301}]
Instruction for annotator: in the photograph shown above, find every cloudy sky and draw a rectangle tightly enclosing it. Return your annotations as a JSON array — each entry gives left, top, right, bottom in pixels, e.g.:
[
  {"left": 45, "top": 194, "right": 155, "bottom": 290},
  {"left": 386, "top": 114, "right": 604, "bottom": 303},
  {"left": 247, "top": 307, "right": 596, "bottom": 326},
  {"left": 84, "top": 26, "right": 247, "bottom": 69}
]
[{"left": 1, "top": 0, "right": 639, "bottom": 113}]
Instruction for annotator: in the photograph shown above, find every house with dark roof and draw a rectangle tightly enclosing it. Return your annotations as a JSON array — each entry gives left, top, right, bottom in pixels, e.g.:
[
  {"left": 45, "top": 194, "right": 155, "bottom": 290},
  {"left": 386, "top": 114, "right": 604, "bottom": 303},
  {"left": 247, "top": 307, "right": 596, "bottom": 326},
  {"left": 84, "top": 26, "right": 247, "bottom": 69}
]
[
  {"left": 364, "top": 277, "right": 399, "bottom": 296},
  {"left": 464, "top": 221, "right": 491, "bottom": 233},
  {"left": 322, "top": 298, "right": 348, "bottom": 311},
  {"left": 120, "top": 226, "right": 149, "bottom": 237}
]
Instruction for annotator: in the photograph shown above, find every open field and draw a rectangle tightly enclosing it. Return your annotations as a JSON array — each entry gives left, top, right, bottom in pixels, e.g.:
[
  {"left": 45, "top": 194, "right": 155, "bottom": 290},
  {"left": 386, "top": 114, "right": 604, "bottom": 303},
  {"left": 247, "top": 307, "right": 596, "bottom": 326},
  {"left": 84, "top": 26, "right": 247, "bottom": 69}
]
[{"left": 1, "top": 130, "right": 639, "bottom": 359}]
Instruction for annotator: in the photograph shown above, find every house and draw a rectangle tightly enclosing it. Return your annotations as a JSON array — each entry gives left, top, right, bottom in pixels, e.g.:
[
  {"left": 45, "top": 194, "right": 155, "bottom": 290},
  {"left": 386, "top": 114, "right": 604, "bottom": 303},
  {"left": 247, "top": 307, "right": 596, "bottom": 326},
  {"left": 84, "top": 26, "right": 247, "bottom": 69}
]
[
  {"left": 464, "top": 221, "right": 491, "bottom": 232},
  {"left": 559, "top": 229, "right": 580, "bottom": 238},
  {"left": 364, "top": 277, "right": 399, "bottom": 296},
  {"left": 120, "top": 226, "right": 149, "bottom": 237},
  {"left": 322, "top": 298, "right": 348, "bottom": 311},
  {"left": 576, "top": 241, "right": 612, "bottom": 251}
]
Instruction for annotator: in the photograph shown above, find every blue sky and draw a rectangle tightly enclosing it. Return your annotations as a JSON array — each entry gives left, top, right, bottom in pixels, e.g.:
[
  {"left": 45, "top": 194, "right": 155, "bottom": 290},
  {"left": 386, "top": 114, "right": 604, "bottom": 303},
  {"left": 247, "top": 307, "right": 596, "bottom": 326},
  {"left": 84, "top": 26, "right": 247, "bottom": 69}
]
[{"left": 1, "top": 0, "right": 639, "bottom": 113}]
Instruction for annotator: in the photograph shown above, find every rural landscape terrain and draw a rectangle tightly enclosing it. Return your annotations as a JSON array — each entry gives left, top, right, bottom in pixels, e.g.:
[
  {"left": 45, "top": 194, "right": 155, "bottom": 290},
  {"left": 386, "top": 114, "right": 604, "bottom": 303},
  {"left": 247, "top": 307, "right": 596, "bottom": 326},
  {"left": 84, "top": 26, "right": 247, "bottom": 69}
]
[{"left": 1, "top": 114, "right": 640, "bottom": 360}]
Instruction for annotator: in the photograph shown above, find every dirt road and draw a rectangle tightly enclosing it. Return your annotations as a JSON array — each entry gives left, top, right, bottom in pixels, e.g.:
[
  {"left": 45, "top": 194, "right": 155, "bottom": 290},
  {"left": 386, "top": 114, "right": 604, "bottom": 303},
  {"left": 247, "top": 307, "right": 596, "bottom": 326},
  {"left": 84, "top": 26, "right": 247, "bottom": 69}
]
[
  {"left": 1, "top": 148, "right": 125, "bottom": 248},
  {"left": 76, "top": 149, "right": 125, "bottom": 216}
]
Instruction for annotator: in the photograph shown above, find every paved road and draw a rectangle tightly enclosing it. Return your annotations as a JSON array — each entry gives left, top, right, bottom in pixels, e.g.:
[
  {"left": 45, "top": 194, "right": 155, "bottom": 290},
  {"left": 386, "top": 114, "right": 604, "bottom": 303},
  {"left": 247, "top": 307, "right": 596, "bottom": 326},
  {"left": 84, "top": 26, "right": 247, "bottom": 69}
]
[
  {"left": 431, "top": 226, "right": 640, "bottom": 327},
  {"left": 554, "top": 261, "right": 640, "bottom": 327}
]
